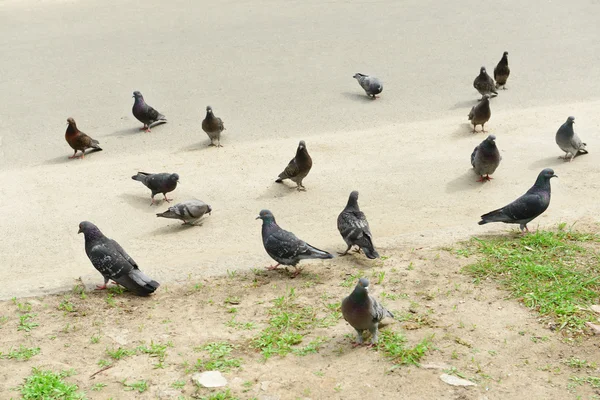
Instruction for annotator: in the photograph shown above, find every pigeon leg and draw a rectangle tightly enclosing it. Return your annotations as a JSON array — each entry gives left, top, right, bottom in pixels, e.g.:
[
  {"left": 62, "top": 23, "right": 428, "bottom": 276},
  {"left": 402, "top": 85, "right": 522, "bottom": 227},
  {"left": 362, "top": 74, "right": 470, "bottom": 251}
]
[
  {"left": 163, "top": 194, "right": 172, "bottom": 202},
  {"left": 471, "top": 125, "right": 478, "bottom": 133},
  {"left": 352, "top": 329, "right": 365, "bottom": 347},
  {"left": 338, "top": 245, "right": 352, "bottom": 256},
  {"left": 290, "top": 267, "right": 303, "bottom": 278},
  {"left": 265, "top": 263, "right": 281, "bottom": 271},
  {"left": 368, "top": 326, "right": 379, "bottom": 346},
  {"left": 481, "top": 124, "right": 487, "bottom": 133},
  {"left": 477, "top": 175, "right": 493, "bottom": 182},
  {"left": 95, "top": 277, "right": 110, "bottom": 290},
  {"left": 150, "top": 196, "right": 156, "bottom": 206},
  {"left": 68, "top": 150, "right": 80, "bottom": 159}
]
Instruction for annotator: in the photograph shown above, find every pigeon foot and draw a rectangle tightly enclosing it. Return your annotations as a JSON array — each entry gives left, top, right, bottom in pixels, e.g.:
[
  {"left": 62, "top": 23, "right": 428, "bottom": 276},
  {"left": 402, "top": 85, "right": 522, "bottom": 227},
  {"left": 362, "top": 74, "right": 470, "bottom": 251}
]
[
  {"left": 477, "top": 175, "right": 493, "bottom": 182},
  {"left": 265, "top": 263, "right": 281, "bottom": 271},
  {"left": 290, "top": 267, "right": 303, "bottom": 278},
  {"left": 95, "top": 284, "right": 108, "bottom": 290}
]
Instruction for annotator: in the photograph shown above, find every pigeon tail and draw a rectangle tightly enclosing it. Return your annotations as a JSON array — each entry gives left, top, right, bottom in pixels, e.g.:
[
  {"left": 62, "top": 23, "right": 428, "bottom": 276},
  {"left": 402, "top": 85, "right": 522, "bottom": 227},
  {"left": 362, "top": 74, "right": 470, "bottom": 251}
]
[
  {"left": 304, "top": 244, "right": 334, "bottom": 260},
  {"left": 362, "top": 246, "right": 380, "bottom": 260},
  {"left": 114, "top": 269, "right": 160, "bottom": 296},
  {"left": 156, "top": 210, "right": 176, "bottom": 219},
  {"left": 478, "top": 209, "right": 509, "bottom": 225},
  {"left": 131, "top": 172, "right": 150, "bottom": 183}
]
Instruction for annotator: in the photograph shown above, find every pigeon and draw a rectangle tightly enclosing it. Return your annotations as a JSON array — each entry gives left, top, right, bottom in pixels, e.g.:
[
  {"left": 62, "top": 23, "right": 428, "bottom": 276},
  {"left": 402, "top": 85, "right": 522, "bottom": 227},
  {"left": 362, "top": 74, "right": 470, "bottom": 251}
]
[
  {"left": 156, "top": 199, "right": 212, "bottom": 225},
  {"left": 353, "top": 73, "right": 383, "bottom": 99},
  {"left": 478, "top": 168, "right": 557, "bottom": 233},
  {"left": 341, "top": 278, "right": 394, "bottom": 346},
  {"left": 132, "top": 172, "right": 179, "bottom": 205},
  {"left": 468, "top": 94, "right": 491, "bottom": 133},
  {"left": 65, "top": 118, "right": 102, "bottom": 159},
  {"left": 256, "top": 209, "right": 333, "bottom": 276},
  {"left": 493, "top": 51, "right": 510, "bottom": 89},
  {"left": 471, "top": 134, "right": 502, "bottom": 182},
  {"left": 473, "top": 66, "right": 498, "bottom": 99},
  {"left": 202, "top": 106, "right": 226, "bottom": 147},
  {"left": 556, "top": 116, "right": 588, "bottom": 162},
  {"left": 337, "top": 191, "right": 379, "bottom": 259},
  {"left": 78, "top": 221, "right": 160, "bottom": 296},
  {"left": 132, "top": 91, "right": 167, "bottom": 132},
  {"left": 275, "top": 140, "right": 313, "bottom": 191}
]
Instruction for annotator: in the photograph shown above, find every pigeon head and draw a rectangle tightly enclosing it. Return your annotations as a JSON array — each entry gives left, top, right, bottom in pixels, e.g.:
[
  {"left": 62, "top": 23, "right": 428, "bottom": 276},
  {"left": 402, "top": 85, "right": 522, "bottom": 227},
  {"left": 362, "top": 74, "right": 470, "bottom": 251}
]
[
  {"left": 503, "top": 51, "right": 508, "bottom": 57},
  {"left": 353, "top": 73, "right": 366, "bottom": 79},
  {"left": 256, "top": 209, "right": 276, "bottom": 223},
  {"left": 132, "top": 91, "right": 144, "bottom": 100},
  {"left": 566, "top": 116, "right": 575, "bottom": 125},
  {"left": 169, "top": 173, "right": 180, "bottom": 183},
  {"left": 206, "top": 106, "right": 213, "bottom": 114},
  {"left": 481, "top": 94, "right": 491, "bottom": 102},
  {"left": 207, "top": 205, "right": 213, "bottom": 215},
  {"left": 480, "top": 66, "right": 487, "bottom": 74},
  {"left": 534, "top": 168, "right": 558, "bottom": 186},
  {"left": 485, "top": 134, "right": 496, "bottom": 143},
  {"left": 346, "top": 190, "right": 360, "bottom": 209},
  {"left": 78, "top": 221, "right": 103, "bottom": 239},
  {"left": 66, "top": 117, "right": 76, "bottom": 126},
  {"left": 357, "top": 278, "right": 369, "bottom": 291},
  {"left": 350, "top": 278, "right": 370, "bottom": 299}
]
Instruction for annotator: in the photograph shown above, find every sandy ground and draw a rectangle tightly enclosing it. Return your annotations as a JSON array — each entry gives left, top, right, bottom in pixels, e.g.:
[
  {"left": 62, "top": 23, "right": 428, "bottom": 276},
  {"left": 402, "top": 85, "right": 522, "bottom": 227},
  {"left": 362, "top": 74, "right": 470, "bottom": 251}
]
[
  {"left": 1, "top": 1, "right": 600, "bottom": 298},
  {"left": 1, "top": 247, "right": 599, "bottom": 400}
]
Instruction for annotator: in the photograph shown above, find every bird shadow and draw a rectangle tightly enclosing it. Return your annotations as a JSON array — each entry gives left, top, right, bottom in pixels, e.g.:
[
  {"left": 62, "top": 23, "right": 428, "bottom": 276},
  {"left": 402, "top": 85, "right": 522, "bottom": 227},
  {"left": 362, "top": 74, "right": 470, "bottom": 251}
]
[
  {"left": 119, "top": 193, "right": 165, "bottom": 211},
  {"left": 445, "top": 169, "right": 487, "bottom": 193},
  {"left": 149, "top": 222, "right": 199, "bottom": 236},
  {"left": 336, "top": 252, "right": 379, "bottom": 269},
  {"left": 449, "top": 99, "right": 479, "bottom": 110},
  {"left": 528, "top": 156, "right": 567, "bottom": 170},
  {"left": 341, "top": 92, "right": 376, "bottom": 103},
  {"left": 180, "top": 141, "right": 212, "bottom": 152},
  {"left": 451, "top": 123, "right": 478, "bottom": 138},
  {"left": 42, "top": 150, "right": 102, "bottom": 165},
  {"left": 103, "top": 127, "right": 144, "bottom": 137},
  {"left": 257, "top": 181, "right": 304, "bottom": 200}
]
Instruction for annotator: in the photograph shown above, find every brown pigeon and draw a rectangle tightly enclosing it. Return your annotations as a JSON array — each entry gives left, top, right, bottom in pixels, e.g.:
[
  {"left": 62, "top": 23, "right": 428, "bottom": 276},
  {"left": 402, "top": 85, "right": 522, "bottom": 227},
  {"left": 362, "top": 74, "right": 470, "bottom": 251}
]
[
  {"left": 65, "top": 118, "right": 102, "bottom": 159},
  {"left": 201, "top": 106, "right": 226, "bottom": 147},
  {"left": 493, "top": 51, "right": 510, "bottom": 89},
  {"left": 468, "top": 94, "right": 491, "bottom": 133}
]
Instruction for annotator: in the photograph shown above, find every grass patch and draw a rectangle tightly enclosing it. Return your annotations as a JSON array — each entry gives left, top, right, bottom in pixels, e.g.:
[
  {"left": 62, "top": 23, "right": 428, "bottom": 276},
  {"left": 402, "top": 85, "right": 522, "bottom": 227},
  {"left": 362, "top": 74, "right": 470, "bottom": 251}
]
[
  {"left": 18, "top": 314, "right": 39, "bottom": 332},
  {"left": 251, "top": 289, "right": 338, "bottom": 359},
  {"left": 198, "top": 389, "right": 239, "bottom": 400},
  {"left": 462, "top": 228, "right": 600, "bottom": 332},
  {"left": 377, "top": 330, "right": 432, "bottom": 366},
  {"left": 18, "top": 368, "right": 85, "bottom": 400},
  {"left": 121, "top": 379, "right": 148, "bottom": 393},
  {"left": 194, "top": 342, "right": 242, "bottom": 372},
  {"left": 0, "top": 345, "right": 40, "bottom": 361},
  {"left": 106, "top": 346, "right": 137, "bottom": 360}
]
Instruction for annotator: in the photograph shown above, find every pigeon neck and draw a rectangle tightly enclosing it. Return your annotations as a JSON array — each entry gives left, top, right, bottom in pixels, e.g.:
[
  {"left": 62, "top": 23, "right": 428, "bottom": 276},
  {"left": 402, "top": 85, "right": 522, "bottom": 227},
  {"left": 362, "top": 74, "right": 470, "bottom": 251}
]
[
  {"left": 66, "top": 123, "right": 78, "bottom": 135},
  {"left": 350, "top": 286, "right": 369, "bottom": 302},
  {"left": 345, "top": 197, "right": 359, "bottom": 211},
  {"left": 533, "top": 176, "right": 551, "bottom": 190},
  {"left": 84, "top": 228, "right": 104, "bottom": 241},
  {"left": 500, "top": 54, "right": 508, "bottom": 65},
  {"left": 296, "top": 147, "right": 309, "bottom": 160},
  {"left": 134, "top": 97, "right": 145, "bottom": 106}
]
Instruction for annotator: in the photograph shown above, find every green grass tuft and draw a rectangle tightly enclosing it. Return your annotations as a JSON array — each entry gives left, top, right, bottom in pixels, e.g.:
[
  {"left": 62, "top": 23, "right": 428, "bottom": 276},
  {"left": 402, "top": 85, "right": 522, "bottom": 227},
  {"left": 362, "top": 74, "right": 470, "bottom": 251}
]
[
  {"left": 194, "top": 342, "right": 242, "bottom": 372},
  {"left": 121, "top": 379, "right": 148, "bottom": 393},
  {"left": 19, "top": 368, "right": 85, "bottom": 400},
  {"left": 0, "top": 345, "right": 40, "bottom": 361},
  {"left": 377, "top": 331, "right": 432, "bottom": 366},
  {"left": 198, "top": 389, "right": 239, "bottom": 400},
  {"left": 462, "top": 229, "right": 600, "bottom": 332}
]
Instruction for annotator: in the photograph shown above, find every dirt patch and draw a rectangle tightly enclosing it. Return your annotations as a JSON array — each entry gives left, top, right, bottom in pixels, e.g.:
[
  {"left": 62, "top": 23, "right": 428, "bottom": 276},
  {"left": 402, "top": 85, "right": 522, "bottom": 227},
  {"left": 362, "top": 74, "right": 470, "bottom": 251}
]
[{"left": 1, "top": 244, "right": 599, "bottom": 400}]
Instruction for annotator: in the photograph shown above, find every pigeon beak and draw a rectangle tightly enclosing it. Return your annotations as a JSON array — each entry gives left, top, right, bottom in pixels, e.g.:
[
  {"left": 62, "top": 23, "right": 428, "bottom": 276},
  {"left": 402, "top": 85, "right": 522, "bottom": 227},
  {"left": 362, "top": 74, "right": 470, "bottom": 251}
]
[
  {"left": 364, "top": 286, "right": 369, "bottom": 292},
  {"left": 553, "top": 174, "right": 558, "bottom": 178},
  {"left": 77, "top": 227, "right": 82, "bottom": 234},
  {"left": 255, "top": 216, "right": 261, "bottom": 220}
]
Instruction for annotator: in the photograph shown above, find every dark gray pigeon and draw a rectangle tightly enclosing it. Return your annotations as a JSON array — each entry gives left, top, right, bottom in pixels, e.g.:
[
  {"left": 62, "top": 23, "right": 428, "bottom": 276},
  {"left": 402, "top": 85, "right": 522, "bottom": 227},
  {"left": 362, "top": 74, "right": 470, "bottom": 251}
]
[
  {"left": 337, "top": 191, "right": 379, "bottom": 259},
  {"left": 78, "top": 221, "right": 159, "bottom": 296},
  {"left": 132, "top": 172, "right": 179, "bottom": 205},
  {"left": 132, "top": 91, "right": 167, "bottom": 132},
  {"left": 493, "top": 51, "right": 510, "bottom": 89},
  {"left": 471, "top": 134, "right": 502, "bottom": 182},
  {"left": 556, "top": 116, "right": 588, "bottom": 162},
  {"left": 275, "top": 140, "right": 312, "bottom": 191},
  {"left": 202, "top": 106, "right": 226, "bottom": 147},
  {"left": 341, "top": 278, "right": 394, "bottom": 346},
  {"left": 478, "top": 168, "right": 557, "bottom": 233},
  {"left": 473, "top": 66, "right": 498, "bottom": 99},
  {"left": 156, "top": 199, "right": 212, "bottom": 225},
  {"left": 468, "top": 94, "right": 491, "bottom": 133},
  {"left": 353, "top": 73, "right": 383, "bottom": 99},
  {"left": 256, "top": 209, "right": 333, "bottom": 276}
]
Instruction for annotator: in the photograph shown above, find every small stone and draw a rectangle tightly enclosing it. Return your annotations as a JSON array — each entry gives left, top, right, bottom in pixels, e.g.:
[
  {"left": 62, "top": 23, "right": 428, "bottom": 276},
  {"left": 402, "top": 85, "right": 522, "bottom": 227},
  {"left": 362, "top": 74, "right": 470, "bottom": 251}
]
[
  {"left": 585, "top": 322, "right": 600, "bottom": 335},
  {"left": 192, "top": 371, "right": 227, "bottom": 388},
  {"left": 590, "top": 305, "right": 600, "bottom": 314},
  {"left": 440, "top": 373, "right": 476, "bottom": 387},
  {"left": 260, "top": 381, "right": 271, "bottom": 391}
]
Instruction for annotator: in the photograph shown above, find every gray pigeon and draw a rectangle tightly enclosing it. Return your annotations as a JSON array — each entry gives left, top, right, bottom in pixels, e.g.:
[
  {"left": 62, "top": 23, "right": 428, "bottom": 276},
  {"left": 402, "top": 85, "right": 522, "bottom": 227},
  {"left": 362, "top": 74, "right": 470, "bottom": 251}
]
[
  {"left": 493, "top": 51, "right": 510, "bottom": 89},
  {"left": 471, "top": 134, "right": 502, "bottom": 182},
  {"left": 78, "top": 221, "right": 160, "bottom": 296},
  {"left": 341, "top": 278, "right": 394, "bottom": 346},
  {"left": 556, "top": 116, "right": 588, "bottom": 162},
  {"left": 202, "top": 106, "right": 226, "bottom": 147},
  {"left": 337, "top": 191, "right": 379, "bottom": 259},
  {"left": 275, "top": 140, "right": 312, "bottom": 191},
  {"left": 468, "top": 94, "right": 491, "bottom": 133},
  {"left": 132, "top": 172, "right": 179, "bottom": 205},
  {"left": 156, "top": 199, "right": 212, "bottom": 225},
  {"left": 473, "top": 67, "right": 498, "bottom": 99},
  {"left": 353, "top": 73, "right": 383, "bottom": 99},
  {"left": 132, "top": 91, "right": 167, "bottom": 132},
  {"left": 256, "top": 209, "right": 333, "bottom": 276},
  {"left": 478, "top": 168, "right": 557, "bottom": 233}
]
